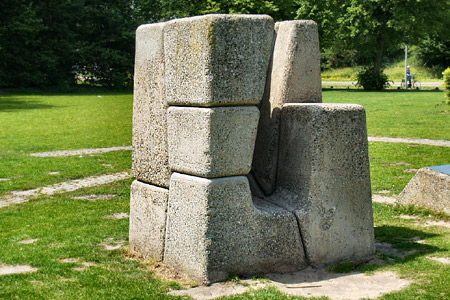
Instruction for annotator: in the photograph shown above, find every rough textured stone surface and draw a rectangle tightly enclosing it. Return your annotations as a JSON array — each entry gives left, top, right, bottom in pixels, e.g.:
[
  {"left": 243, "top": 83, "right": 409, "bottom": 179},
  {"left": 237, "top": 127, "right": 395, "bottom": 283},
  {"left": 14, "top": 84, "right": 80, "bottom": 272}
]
[
  {"left": 269, "top": 103, "right": 375, "bottom": 267},
  {"left": 164, "top": 173, "right": 306, "bottom": 284},
  {"left": 252, "top": 20, "right": 322, "bottom": 195},
  {"left": 397, "top": 167, "right": 450, "bottom": 214},
  {"left": 129, "top": 180, "right": 168, "bottom": 261},
  {"left": 167, "top": 106, "right": 260, "bottom": 178},
  {"left": 164, "top": 14, "right": 274, "bottom": 106},
  {"left": 132, "top": 23, "right": 170, "bottom": 187}
]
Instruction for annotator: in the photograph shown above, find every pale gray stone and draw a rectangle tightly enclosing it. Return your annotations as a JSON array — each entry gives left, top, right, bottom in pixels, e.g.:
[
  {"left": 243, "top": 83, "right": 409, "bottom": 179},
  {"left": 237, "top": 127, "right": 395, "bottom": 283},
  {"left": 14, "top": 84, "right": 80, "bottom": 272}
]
[
  {"left": 252, "top": 20, "right": 322, "bottom": 195},
  {"left": 132, "top": 23, "right": 170, "bottom": 187},
  {"left": 269, "top": 103, "right": 375, "bottom": 267},
  {"left": 164, "top": 14, "right": 274, "bottom": 106},
  {"left": 397, "top": 167, "right": 449, "bottom": 214},
  {"left": 167, "top": 106, "right": 260, "bottom": 178},
  {"left": 129, "top": 180, "right": 168, "bottom": 261},
  {"left": 164, "top": 173, "right": 307, "bottom": 284}
]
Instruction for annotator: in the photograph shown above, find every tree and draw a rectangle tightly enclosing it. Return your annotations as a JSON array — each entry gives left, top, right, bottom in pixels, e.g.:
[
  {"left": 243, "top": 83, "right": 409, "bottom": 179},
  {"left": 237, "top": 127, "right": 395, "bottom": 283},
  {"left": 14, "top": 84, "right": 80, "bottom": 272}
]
[{"left": 295, "top": 0, "right": 449, "bottom": 89}]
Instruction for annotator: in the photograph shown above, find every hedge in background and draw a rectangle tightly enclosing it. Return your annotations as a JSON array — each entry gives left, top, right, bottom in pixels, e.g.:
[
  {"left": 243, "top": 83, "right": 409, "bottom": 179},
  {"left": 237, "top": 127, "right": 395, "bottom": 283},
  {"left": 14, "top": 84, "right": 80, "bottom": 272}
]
[{"left": 443, "top": 67, "right": 450, "bottom": 105}]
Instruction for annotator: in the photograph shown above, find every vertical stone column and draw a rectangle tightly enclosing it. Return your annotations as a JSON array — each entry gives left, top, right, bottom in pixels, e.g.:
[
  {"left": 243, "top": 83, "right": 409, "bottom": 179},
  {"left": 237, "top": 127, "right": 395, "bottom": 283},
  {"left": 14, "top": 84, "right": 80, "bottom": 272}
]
[
  {"left": 252, "top": 20, "right": 322, "bottom": 195},
  {"left": 129, "top": 23, "right": 170, "bottom": 259},
  {"left": 162, "top": 15, "right": 306, "bottom": 284}
]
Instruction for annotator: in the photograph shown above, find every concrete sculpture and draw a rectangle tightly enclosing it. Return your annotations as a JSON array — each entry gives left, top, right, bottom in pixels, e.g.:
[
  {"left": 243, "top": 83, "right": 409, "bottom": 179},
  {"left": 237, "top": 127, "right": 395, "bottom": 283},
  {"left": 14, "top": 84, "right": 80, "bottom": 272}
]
[{"left": 129, "top": 14, "right": 375, "bottom": 285}]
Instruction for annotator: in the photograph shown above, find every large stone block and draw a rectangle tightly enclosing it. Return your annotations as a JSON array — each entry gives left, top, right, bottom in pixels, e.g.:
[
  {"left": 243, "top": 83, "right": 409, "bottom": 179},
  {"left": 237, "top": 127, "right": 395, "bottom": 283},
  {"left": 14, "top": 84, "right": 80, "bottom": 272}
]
[
  {"left": 164, "top": 14, "right": 274, "bottom": 106},
  {"left": 129, "top": 180, "right": 168, "bottom": 261},
  {"left": 167, "top": 106, "right": 260, "bottom": 178},
  {"left": 252, "top": 20, "right": 322, "bottom": 195},
  {"left": 132, "top": 23, "right": 170, "bottom": 187},
  {"left": 164, "top": 173, "right": 306, "bottom": 284},
  {"left": 397, "top": 166, "right": 450, "bottom": 214},
  {"left": 271, "top": 103, "right": 375, "bottom": 267}
]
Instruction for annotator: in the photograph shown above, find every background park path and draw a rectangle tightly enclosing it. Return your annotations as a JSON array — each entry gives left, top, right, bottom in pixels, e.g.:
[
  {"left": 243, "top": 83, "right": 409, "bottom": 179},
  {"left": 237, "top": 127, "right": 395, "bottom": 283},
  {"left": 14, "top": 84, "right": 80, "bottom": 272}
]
[{"left": 322, "top": 81, "right": 443, "bottom": 88}]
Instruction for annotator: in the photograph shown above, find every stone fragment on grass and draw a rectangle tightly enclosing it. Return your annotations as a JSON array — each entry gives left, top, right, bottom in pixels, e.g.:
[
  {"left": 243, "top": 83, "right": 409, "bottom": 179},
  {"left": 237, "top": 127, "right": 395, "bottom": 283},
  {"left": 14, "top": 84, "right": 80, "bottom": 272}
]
[
  {"left": 252, "top": 20, "right": 322, "bottom": 195},
  {"left": 164, "top": 14, "right": 273, "bottom": 106},
  {"left": 132, "top": 22, "right": 170, "bottom": 187},
  {"left": 168, "top": 106, "right": 259, "bottom": 178},
  {"left": 397, "top": 166, "right": 450, "bottom": 214},
  {"left": 271, "top": 103, "right": 375, "bottom": 267},
  {"left": 129, "top": 180, "right": 168, "bottom": 261},
  {"left": 164, "top": 173, "right": 306, "bottom": 284}
]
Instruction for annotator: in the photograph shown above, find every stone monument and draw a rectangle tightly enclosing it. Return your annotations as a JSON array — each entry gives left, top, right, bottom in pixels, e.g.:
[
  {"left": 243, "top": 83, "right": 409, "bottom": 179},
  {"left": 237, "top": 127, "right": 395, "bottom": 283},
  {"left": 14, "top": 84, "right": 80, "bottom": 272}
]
[
  {"left": 397, "top": 165, "right": 449, "bottom": 214},
  {"left": 129, "top": 14, "right": 375, "bottom": 285}
]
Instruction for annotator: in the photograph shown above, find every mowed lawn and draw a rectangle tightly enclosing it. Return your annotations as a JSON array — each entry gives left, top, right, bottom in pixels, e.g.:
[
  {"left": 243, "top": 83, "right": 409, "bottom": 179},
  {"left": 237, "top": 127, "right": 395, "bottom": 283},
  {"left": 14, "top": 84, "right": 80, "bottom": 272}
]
[
  {"left": 0, "top": 89, "right": 449, "bottom": 299},
  {"left": 323, "top": 89, "right": 450, "bottom": 195},
  {"left": 0, "top": 91, "right": 133, "bottom": 194}
]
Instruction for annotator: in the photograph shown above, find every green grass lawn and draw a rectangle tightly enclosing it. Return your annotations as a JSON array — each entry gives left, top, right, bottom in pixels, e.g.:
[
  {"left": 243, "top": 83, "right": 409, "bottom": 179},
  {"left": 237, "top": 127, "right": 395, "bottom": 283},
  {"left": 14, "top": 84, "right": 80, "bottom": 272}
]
[
  {"left": 323, "top": 90, "right": 449, "bottom": 140},
  {"left": 0, "top": 90, "right": 133, "bottom": 195},
  {"left": 0, "top": 89, "right": 448, "bottom": 299}
]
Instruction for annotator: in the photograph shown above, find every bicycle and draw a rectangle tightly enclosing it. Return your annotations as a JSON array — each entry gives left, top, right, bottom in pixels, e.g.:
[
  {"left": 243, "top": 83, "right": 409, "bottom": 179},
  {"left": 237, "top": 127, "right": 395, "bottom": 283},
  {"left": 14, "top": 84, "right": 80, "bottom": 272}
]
[{"left": 401, "top": 74, "right": 421, "bottom": 89}]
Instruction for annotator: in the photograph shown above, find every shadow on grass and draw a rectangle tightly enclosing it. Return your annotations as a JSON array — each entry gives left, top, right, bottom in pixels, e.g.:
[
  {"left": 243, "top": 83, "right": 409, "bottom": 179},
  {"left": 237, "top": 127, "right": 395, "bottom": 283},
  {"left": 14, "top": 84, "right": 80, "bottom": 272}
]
[
  {"left": 0, "top": 98, "right": 55, "bottom": 112},
  {"left": 331, "top": 225, "right": 444, "bottom": 274}
]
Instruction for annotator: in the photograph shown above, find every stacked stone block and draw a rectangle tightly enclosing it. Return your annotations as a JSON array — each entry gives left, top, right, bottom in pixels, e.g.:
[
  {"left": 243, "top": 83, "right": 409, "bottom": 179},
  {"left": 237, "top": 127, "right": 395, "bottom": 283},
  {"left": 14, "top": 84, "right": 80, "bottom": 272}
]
[{"left": 130, "top": 14, "right": 375, "bottom": 285}]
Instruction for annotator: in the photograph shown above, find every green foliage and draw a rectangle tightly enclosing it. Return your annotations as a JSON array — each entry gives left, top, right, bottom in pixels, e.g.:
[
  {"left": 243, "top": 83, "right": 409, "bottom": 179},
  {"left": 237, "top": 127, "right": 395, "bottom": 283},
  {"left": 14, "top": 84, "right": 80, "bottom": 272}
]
[
  {"left": 296, "top": 0, "right": 449, "bottom": 89},
  {"left": 443, "top": 67, "right": 450, "bottom": 105},
  {"left": 416, "top": 35, "right": 450, "bottom": 77},
  {"left": 356, "top": 67, "right": 389, "bottom": 90},
  {"left": 0, "top": 0, "right": 141, "bottom": 88}
]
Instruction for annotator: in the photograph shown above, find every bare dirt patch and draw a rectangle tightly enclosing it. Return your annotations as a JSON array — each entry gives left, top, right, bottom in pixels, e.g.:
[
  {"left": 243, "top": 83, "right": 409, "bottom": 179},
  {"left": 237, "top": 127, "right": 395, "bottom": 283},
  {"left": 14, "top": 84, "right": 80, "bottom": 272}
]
[
  {"left": 30, "top": 146, "right": 132, "bottom": 157},
  {"left": 0, "top": 171, "right": 131, "bottom": 208},
  {"left": 0, "top": 178, "right": 11, "bottom": 182},
  {"left": 59, "top": 258, "right": 80, "bottom": 263},
  {"left": 73, "top": 262, "right": 98, "bottom": 272},
  {"left": 60, "top": 278, "right": 78, "bottom": 282},
  {"left": 72, "top": 194, "right": 118, "bottom": 201},
  {"left": 47, "top": 171, "right": 61, "bottom": 175},
  {"left": 18, "top": 238, "right": 39, "bottom": 244},
  {"left": 397, "top": 215, "right": 419, "bottom": 220},
  {"left": 382, "top": 162, "right": 412, "bottom": 166},
  {"left": 368, "top": 137, "right": 450, "bottom": 147},
  {"left": 102, "top": 238, "right": 125, "bottom": 251},
  {"left": 170, "top": 268, "right": 411, "bottom": 300},
  {"left": 427, "top": 256, "right": 450, "bottom": 264},
  {"left": 125, "top": 249, "right": 196, "bottom": 287},
  {"left": 376, "top": 242, "right": 416, "bottom": 258},
  {"left": 404, "top": 169, "right": 419, "bottom": 173},
  {"left": 423, "top": 220, "right": 450, "bottom": 229},
  {"left": 372, "top": 195, "right": 396, "bottom": 205},
  {"left": 375, "top": 190, "right": 391, "bottom": 194},
  {"left": 103, "top": 212, "right": 129, "bottom": 219},
  {"left": 0, "top": 265, "right": 39, "bottom": 276}
]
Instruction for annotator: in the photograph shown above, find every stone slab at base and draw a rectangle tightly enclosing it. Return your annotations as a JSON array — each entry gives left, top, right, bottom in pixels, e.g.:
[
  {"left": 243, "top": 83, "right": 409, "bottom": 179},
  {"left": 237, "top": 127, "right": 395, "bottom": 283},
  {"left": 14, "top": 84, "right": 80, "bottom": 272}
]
[
  {"left": 164, "top": 14, "right": 274, "bottom": 106},
  {"left": 397, "top": 166, "right": 450, "bottom": 214},
  {"left": 132, "top": 23, "right": 170, "bottom": 187},
  {"left": 168, "top": 106, "right": 260, "bottom": 178},
  {"left": 272, "top": 103, "right": 375, "bottom": 267},
  {"left": 129, "top": 180, "right": 168, "bottom": 261},
  {"left": 164, "top": 173, "right": 306, "bottom": 284}
]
